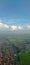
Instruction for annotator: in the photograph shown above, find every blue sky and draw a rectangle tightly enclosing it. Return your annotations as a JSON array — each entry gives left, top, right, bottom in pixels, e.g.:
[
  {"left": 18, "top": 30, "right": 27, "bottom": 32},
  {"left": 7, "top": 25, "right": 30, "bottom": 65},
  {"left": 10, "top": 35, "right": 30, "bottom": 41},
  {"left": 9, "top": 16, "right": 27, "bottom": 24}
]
[{"left": 0, "top": 0, "right": 30, "bottom": 26}]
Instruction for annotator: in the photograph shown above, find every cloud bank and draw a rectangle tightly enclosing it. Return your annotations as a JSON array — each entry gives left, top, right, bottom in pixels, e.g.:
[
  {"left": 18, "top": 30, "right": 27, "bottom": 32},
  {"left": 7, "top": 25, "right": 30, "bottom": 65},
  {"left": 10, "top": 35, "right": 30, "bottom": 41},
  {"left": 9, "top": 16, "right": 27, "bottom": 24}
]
[{"left": 0, "top": 22, "right": 30, "bottom": 31}]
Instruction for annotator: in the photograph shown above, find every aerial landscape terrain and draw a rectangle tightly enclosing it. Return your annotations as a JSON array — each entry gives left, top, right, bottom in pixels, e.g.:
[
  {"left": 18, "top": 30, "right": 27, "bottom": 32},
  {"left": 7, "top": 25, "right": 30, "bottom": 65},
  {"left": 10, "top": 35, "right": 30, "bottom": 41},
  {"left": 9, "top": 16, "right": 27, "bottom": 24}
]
[
  {"left": 0, "top": 0, "right": 30, "bottom": 65},
  {"left": 0, "top": 31, "right": 30, "bottom": 65}
]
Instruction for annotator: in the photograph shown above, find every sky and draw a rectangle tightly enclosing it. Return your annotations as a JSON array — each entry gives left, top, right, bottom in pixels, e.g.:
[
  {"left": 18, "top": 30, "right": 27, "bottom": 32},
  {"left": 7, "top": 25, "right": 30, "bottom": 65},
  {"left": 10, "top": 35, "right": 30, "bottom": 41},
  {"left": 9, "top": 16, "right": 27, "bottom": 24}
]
[{"left": 0, "top": 0, "right": 30, "bottom": 31}]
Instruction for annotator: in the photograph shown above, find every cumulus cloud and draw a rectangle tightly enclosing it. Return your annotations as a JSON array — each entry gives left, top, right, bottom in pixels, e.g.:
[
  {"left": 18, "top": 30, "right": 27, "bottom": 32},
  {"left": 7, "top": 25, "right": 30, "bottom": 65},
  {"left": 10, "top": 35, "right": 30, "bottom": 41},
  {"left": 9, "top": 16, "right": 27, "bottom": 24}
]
[
  {"left": 4, "top": 24, "right": 9, "bottom": 28},
  {"left": 18, "top": 26, "right": 23, "bottom": 30},
  {"left": 10, "top": 25, "right": 30, "bottom": 31},
  {"left": 10, "top": 25, "right": 17, "bottom": 30},
  {"left": 27, "top": 25, "right": 30, "bottom": 30},
  {"left": 0, "top": 22, "right": 9, "bottom": 29},
  {"left": 0, "top": 22, "right": 30, "bottom": 31},
  {"left": 10, "top": 25, "right": 24, "bottom": 31}
]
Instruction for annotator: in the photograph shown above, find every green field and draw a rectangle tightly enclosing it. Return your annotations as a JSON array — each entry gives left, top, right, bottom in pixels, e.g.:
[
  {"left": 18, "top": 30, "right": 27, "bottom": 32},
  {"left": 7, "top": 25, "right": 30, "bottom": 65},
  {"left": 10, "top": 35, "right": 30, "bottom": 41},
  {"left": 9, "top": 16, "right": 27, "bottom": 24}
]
[
  {"left": 15, "top": 51, "right": 30, "bottom": 65},
  {"left": 19, "top": 51, "right": 30, "bottom": 65}
]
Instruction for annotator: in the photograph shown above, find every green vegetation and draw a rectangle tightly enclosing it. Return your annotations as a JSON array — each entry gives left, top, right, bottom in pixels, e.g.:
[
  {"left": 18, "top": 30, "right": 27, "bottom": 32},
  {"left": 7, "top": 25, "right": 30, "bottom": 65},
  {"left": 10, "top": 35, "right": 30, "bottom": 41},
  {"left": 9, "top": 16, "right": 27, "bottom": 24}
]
[
  {"left": 9, "top": 39, "right": 26, "bottom": 45},
  {"left": 14, "top": 51, "right": 30, "bottom": 65},
  {"left": 0, "top": 33, "right": 30, "bottom": 65},
  {"left": 19, "top": 51, "right": 30, "bottom": 65}
]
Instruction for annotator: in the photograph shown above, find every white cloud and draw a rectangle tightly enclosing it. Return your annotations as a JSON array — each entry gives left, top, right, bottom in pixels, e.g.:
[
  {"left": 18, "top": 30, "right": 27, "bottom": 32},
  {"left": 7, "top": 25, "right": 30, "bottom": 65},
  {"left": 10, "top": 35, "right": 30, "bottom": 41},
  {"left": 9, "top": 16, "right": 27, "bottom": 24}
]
[
  {"left": 0, "top": 22, "right": 30, "bottom": 31},
  {"left": 27, "top": 25, "right": 30, "bottom": 30},
  {"left": 10, "top": 25, "right": 17, "bottom": 30},
  {"left": 0, "top": 22, "right": 9, "bottom": 29},
  {"left": 18, "top": 26, "right": 23, "bottom": 30},
  {"left": 4, "top": 24, "right": 9, "bottom": 28},
  {"left": 10, "top": 25, "right": 24, "bottom": 31}
]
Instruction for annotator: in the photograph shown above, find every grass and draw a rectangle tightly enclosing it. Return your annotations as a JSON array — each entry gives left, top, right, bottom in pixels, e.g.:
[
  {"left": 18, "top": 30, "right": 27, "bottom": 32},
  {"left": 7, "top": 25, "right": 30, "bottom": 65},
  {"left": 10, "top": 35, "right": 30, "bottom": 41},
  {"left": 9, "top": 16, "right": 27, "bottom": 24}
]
[
  {"left": 14, "top": 50, "right": 30, "bottom": 65},
  {"left": 19, "top": 51, "right": 30, "bottom": 65}
]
